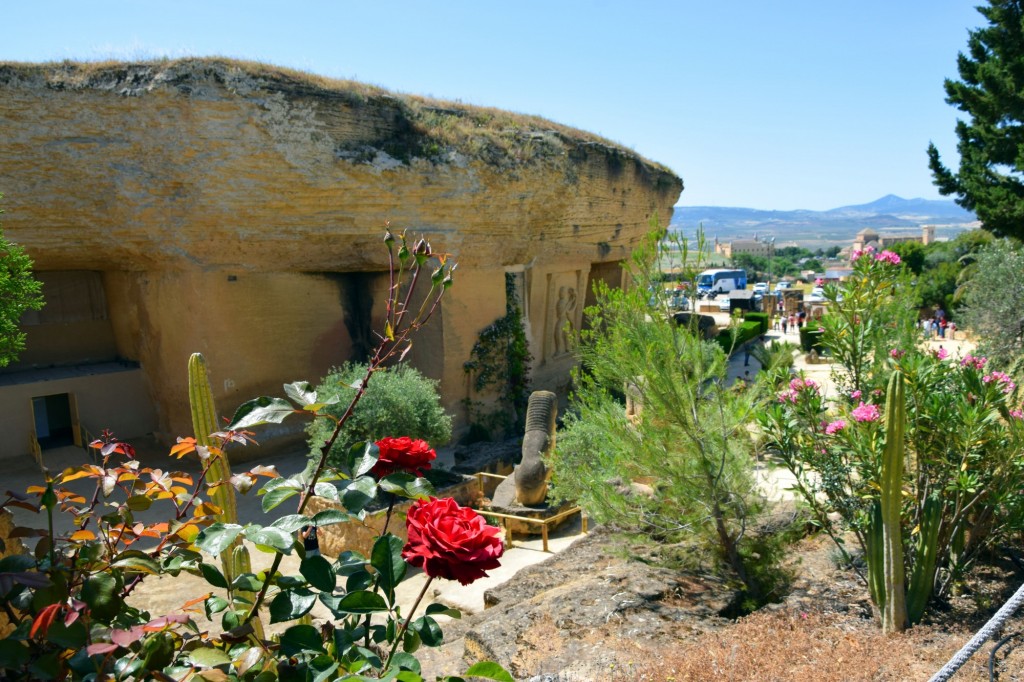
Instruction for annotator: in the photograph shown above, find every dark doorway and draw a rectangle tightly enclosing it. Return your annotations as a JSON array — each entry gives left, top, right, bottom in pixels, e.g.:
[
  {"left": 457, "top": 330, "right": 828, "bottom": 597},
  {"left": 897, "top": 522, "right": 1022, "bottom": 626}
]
[{"left": 32, "top": 393, "right": 75, "bottom": 449}]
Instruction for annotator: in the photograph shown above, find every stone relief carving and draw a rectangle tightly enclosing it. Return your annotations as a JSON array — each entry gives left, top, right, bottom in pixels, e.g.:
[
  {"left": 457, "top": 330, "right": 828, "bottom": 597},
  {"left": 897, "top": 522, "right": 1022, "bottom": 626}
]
[{"left": 544, "top": 271, "right": 582, "bottom": 362}]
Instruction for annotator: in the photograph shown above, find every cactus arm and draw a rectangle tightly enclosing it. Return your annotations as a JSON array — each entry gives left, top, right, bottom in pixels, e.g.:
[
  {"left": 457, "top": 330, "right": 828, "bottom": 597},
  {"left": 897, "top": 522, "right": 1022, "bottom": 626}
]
[
  {"left": 188, "top": 353, "right": 263, "bottom": 637},
  {"left": 866, "top": 501, "right": 886, "bottom": 611},
  {"left": 880, "top": 370, "right": 908, "bottom": 633},
  {"left": 907, "top": 494, "right": 942, "bottom": 624}
]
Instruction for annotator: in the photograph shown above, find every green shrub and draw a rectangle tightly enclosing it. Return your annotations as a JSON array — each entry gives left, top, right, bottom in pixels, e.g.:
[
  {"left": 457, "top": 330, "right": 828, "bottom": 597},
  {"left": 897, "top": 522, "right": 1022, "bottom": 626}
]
[
  {"left": 798, "top": 325, "right": 824, "bottom": 352},
  {"left": 715, "top": 320, "right": 761, "bottom": 354},
  {"left": 744, "top": 312, "right": 769, "bottom": 334},
  {"left": 305, "top": 362, "right": 452, "bottom": 467}
]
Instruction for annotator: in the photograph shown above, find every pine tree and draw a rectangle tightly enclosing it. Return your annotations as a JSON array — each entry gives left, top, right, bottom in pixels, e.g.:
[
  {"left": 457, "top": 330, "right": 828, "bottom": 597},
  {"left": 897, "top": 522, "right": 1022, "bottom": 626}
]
[{"left": 928, "top": 0, "right": 1024, "bottom": 239}]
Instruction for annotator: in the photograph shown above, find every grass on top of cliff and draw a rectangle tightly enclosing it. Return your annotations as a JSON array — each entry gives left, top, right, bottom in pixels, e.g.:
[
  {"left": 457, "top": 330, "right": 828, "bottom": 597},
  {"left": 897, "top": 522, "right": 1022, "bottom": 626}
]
[{"left": 0, "top": 57, "right": 677, "bottom": 177}]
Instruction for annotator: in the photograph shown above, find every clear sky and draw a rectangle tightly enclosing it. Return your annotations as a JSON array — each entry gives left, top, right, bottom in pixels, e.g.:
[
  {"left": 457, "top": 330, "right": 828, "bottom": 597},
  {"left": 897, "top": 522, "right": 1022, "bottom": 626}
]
[{"left": 3, "top": 1, "right": 985, "bottom": 211}]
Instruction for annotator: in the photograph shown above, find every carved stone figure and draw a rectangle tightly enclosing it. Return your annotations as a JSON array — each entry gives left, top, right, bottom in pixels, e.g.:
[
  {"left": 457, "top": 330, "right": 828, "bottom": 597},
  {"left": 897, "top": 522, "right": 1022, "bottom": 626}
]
[
  {"left": 514, "top": 390, "right": 558, "bottom": 505},
  {"left": 553, "top": 286, "right": 577, "bottom": 356}
]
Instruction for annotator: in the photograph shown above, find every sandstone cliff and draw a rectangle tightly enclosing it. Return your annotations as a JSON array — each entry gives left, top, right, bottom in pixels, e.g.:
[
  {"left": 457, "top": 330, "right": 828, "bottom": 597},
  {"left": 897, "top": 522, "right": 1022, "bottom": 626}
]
[{"left": 0, "top": 59, "right": 682, "bottom": 455}]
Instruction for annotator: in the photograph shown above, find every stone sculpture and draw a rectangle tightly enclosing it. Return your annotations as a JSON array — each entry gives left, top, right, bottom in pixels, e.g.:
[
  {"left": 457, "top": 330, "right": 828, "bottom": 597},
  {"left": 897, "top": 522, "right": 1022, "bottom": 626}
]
[{"left": 514, "top": 390, "right": 558, "bottom": 505}]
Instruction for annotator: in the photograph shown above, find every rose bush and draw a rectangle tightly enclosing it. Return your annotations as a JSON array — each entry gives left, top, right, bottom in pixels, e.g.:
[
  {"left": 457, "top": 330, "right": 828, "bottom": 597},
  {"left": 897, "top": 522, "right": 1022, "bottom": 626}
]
[
  {"left": 0, "top": 232, "right": 514, "bottom": 682},
  {"left": 403, "top": 497, "right": 504, "bottom": 586}
]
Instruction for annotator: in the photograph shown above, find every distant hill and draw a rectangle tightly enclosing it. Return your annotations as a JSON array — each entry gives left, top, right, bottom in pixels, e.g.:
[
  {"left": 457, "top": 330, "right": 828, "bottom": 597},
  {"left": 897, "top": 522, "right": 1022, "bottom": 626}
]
[{"left": 670, "top": 195, "right": 978, "bottom": 247}]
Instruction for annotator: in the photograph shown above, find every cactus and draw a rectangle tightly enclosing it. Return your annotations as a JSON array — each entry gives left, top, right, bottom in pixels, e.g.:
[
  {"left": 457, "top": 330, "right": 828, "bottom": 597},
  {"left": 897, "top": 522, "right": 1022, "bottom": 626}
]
[
  {"left": 865, "top": 500, "right": 885, "bottom": 611},
  {"left": 907, "top": 494, "right": 941, "bottom": 624},
  {"left": 879, "top": 370, "right": 908, "bottom": 633},
  {"left": 188, "top": 353, "right": 263, "bottom": 636}
]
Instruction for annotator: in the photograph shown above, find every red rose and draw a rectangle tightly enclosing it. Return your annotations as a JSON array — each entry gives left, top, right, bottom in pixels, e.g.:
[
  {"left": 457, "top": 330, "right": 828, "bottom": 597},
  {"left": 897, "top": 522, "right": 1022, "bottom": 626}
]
[
  {"left": 372, "top": 436, "right": 436, "bottom": 478},
  {"left": 402, "top": 497, "right": 504, "bottom": 585}
]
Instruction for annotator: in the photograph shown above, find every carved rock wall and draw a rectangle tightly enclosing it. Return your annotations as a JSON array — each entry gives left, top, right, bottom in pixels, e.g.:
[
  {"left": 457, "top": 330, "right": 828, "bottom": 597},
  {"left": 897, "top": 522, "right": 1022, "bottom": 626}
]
[{"left": 0, "top": 60, "right": 682, "bottom": 454}]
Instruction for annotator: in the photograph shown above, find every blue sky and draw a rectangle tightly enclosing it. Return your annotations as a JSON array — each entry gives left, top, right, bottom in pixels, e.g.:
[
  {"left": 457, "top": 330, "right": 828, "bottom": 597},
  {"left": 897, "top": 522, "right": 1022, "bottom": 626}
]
[{"left": 4, "top": 1, "right": 984, "bottom": 211}]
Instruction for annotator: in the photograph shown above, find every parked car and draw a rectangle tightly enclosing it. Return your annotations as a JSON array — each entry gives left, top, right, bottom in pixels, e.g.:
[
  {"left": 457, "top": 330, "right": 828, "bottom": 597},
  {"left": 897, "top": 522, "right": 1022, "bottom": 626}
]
[
  {"left": 806, "top": 286, "right": 826, "bottom": 303},
  {"left": 717, "top": 295, "right": 732, "bottom": 312},
  {"left": 752, "top": 282, "right": 769, "bottom": 295},
  {"left": 773, "top": 281, "right": 792, "bottom": 295}
]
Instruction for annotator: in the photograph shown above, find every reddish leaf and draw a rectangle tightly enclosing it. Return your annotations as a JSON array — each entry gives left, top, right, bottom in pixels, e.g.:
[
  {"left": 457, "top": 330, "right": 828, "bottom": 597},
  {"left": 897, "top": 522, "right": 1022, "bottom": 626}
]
[
  {"left": 111, "top": 625, "right": 145, "bottom": 647},
  {"left": 30, "top": 603, "right": 61, "bottom": 638},
  {"left": 86, "top": 642, "right": 119, "bottom": 655}
]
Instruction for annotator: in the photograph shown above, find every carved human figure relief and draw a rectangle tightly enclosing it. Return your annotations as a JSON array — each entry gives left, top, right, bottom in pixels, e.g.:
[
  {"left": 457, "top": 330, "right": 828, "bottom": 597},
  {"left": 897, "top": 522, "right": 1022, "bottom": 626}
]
[{"left": 553, "top": 286, "right": 577, "bottom": 356}]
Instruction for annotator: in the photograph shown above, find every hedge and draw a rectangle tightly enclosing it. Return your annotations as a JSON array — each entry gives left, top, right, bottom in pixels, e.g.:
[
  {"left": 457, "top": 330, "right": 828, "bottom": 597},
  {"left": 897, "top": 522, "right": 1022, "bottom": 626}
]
[
  {"left": 799, "top": 326, "right": 824, "bottom": 352},
  {"left": 744, "top": 312, "right": 769, "bottom": 335},
  {"left": 715, "top": 320, "right": 762, "bottom": 354}
]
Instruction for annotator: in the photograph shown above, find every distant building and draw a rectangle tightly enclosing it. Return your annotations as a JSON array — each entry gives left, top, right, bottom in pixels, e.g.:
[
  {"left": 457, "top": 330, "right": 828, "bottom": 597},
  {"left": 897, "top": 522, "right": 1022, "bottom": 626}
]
[
  {"left": 847, "top": 225, "right": 936, "bottom": 260},
  {"left": 714, "top": 235, "right": 773, "bottom": 259}
]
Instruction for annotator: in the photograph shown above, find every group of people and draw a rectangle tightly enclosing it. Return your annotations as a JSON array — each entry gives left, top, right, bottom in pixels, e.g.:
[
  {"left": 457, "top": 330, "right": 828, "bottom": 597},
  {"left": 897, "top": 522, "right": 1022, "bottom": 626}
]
[
  {"left": 774, "top": 311, "right": 807, "bottom": 334},
  {"left": 922, "top": 307, "right": 954, "bottom": 339}
]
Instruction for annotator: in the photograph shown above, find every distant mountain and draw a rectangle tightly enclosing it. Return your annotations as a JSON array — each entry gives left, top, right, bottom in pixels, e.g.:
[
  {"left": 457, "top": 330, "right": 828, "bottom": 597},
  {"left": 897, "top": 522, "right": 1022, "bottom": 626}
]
[{"left": 670, "top": 195, "right": 977, "bottom": 247}]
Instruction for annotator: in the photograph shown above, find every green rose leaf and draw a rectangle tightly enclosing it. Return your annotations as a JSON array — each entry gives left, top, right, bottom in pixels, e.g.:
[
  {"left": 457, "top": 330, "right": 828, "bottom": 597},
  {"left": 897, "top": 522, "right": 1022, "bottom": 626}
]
[
  {"left": 346, "top": 569, "right": 374, "bottom": 593},
  {"left": 231, "top": 573, "right": 263, "bottom": 592},
  {"left": 261, "top": 486, "right": 300, "bottom": 512},
  {"left": 370, "top": 534, "right": 406, "bottom": 598},
  {"left": 0, "top": 640, "right": 29, "bottom": 669},
  {"left": 410, "top": 615, "right": 443, "bottom": 647},
  {"left": 279, "top": 624, "right": 324, "bottom": 657},
  {"left": 341, "top": 476, "right": 377, "bottom": 513},
  {"left": 309, "top": 508, "right": 351, "bottom": 528},
  {"left": 352, "top": 442, "right": 380, "bottom": 478},
  {"left": 462, "top": 661, "right": 515, "bottom": 682},
  {"left": 244, "top": 526, "right": 294, "bottom": 555},
  {"left": 189, "top": 647, "right": 232, "bottom": 668},
  {"left": 81, "top": 572, "right": 123, "bottom": 622},
  {"left": 283, "top": 381, "right": 318, "bottom": 407},
  {"left": 204, "top": 595, "right": 229, "bottom": 618},
  {"left": 270, "top": 588, "right": 317, "bottom": 623},
  {"left": 199, "top": 562, "right": 228, "bottom": 589},
  {"left": 271, "top": 514, "right": 312, "bottom": 533},
  {"left": 125, "top": 495, "right": 153, "bottom": 512},
  {"left": 111, "top": 550, "right": 161, "bottom": 575},
  {"left": 335, "top": 590, "right": 387, "bottom": 614},
  {"left": 195, "top": 523, "right": 243, "bottom": 556},
  {"left": 228, "top": 396, "right": 296, "bottom": 430},
  {"left": 425, "top": 603, "right": 462, "bottom": 619},
  {"left": 313, "top": 482, "right": 341, "bottom": 502},
  {"left": 300, "top": 555, "right": 336, "bottom": 592}
]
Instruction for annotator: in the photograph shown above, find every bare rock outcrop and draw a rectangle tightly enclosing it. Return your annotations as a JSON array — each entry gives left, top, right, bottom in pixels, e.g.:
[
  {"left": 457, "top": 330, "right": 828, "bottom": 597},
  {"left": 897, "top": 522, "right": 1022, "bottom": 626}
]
[{"left": 0, "top": 59, "right": 681, "bottom": 456}]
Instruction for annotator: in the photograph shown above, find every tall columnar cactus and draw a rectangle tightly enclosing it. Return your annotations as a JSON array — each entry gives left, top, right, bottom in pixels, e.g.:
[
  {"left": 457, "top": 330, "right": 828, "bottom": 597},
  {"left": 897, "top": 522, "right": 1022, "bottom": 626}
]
[
  {"left": 188, "top": 353, "right": 262, "bottom": 635},
  {"left": 880, "top": 370, "right": 908, "bottom": 633}
]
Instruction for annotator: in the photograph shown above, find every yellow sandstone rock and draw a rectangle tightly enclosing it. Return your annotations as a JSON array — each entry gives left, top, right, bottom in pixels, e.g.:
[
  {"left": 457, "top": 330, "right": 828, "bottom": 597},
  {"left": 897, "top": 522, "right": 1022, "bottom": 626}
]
[{"left": 0, "top": 59, "right": 681, "bottom": 457}]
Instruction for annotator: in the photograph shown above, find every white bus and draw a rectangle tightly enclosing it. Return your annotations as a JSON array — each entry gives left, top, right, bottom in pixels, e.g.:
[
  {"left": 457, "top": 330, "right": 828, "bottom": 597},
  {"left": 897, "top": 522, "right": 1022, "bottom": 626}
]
[{"left": 696, "top": 268, "right": 747, "bottom": 295}]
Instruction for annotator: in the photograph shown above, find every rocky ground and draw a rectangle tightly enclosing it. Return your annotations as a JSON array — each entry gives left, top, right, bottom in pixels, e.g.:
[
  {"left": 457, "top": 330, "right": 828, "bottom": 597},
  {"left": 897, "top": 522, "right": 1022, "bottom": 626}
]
[{"left": 417, "top": 526, "right": 1024, "bottom": 681}]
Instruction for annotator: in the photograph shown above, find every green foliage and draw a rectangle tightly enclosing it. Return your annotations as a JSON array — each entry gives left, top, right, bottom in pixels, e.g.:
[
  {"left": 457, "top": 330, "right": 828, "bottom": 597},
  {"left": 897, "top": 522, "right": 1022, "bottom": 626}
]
[
  {"left": 306, "top": 362, "right": 452, "bottom": 468},
  {"left": 798, "top": 325, "right": 824, "bottom": 353},
  {"left": 759, "top": 252, "right": 1024, "bottom": 627},
  {"left": 959, "top": 238, "right": 1024, "bottom": 373},
  {"left": 744, "top": 312, "right": 769, "bottom": 334},
  {"left": 715, "top": 320, "right": 762, "bottom": 354},
  {"left": 551, "top": 228, "right": 785, "bottom": 607},
  {"left": 462, "top": 273, "right": 532, "bottom": 439},
  {"left": 0, "top": 230, "right": 510, "bottom": 681},
  {"left": 928, "top": 0, "right": 1024, "bottom": 240},
  {"left": 0, "top": 197, "right": 44, "bottom": 367}
]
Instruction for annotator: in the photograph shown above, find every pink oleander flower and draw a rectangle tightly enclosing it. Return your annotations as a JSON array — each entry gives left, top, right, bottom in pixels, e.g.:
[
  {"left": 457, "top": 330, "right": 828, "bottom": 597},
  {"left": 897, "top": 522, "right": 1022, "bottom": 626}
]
[
  {"left": 852, "top": 245, "right": 876, "bottom": 261},
  {"left": 934, "top": 347, "right": 949, "bottom": 361},
  {"left": 875, "top": 250, "right": 901, "bottom": 265},
  {"left": 790, "top": 377, "right": 818, "bottom": 392},
  {"left": 960, "top": 354, "right": 988, "bottom": 371},
  {"left": 817, "top": 326, "right": 825, "bottom": 333},
  {"left": 778, "top": 389, "right": 798, "bottom": 404},
  {"left": 850, "top": 390, "right": 862, "bottom": 400},
  {"left": 983, "top": 371, "right": 1016, "bottom": 394},
  {"left": 814, "top": 277, "right": 824, "bottom": 286},
  {"left": 851, "top": 402, "right": 881, "bottom": 423},
  {"left": 825, "top": 419, "right": 847, "bottom": 435},
  {"left": 890, "top": 348, "right": 905, "bottom": 359},
  {"left": 1010, "top": 409, "right": 1024, "bottom": 419}
]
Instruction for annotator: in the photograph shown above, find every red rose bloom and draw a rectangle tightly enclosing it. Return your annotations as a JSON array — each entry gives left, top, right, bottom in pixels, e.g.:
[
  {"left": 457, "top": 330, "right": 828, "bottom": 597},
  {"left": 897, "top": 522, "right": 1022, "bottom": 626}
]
[
  {"left": 372, "top": 436, "right": 436, "bottom": 478},
  {"left": 402, "top": 497, "right": 504, "bottom": 585}
]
